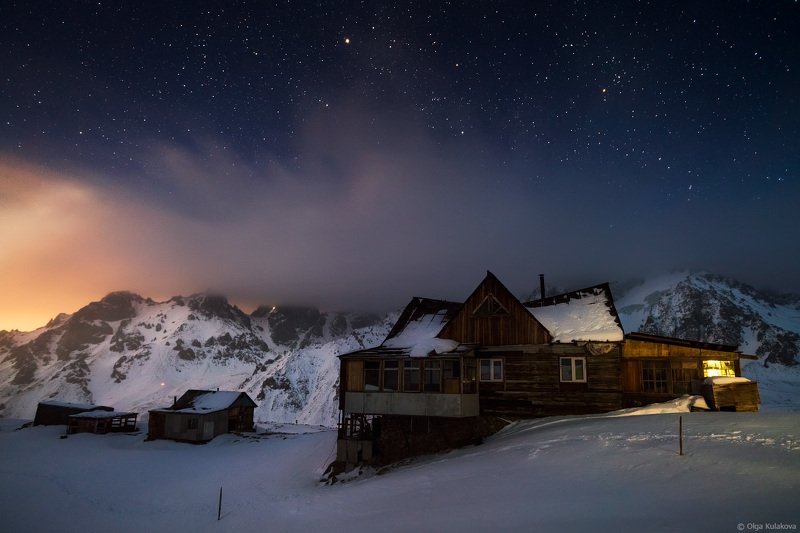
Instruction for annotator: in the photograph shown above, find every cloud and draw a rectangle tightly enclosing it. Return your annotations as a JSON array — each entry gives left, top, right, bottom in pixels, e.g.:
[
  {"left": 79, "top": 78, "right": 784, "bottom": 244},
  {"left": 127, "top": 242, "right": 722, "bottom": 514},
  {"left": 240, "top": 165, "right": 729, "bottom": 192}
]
[{"left": 2, "top": 97, "right": 797, "bottom": 331}]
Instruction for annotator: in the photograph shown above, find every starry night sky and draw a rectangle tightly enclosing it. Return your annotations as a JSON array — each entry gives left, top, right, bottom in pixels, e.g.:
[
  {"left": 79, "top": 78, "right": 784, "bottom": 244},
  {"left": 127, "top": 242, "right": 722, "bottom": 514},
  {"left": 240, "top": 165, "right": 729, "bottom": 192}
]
[{"left": 1, "top": 1, "right": 798, "bottom": 330}]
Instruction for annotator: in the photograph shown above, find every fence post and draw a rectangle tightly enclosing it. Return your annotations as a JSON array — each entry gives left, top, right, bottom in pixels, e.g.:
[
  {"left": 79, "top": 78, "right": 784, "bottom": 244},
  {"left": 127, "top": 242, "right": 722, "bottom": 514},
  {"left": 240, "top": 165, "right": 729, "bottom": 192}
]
[{"left": 218, "top": 486, "right": 223, "bottom": 520}]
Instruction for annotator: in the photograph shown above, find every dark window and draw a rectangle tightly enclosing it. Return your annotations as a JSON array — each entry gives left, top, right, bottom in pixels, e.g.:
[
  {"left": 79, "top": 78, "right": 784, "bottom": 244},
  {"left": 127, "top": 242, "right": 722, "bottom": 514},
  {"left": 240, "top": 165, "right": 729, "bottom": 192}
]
[
  {"left": 642, "top": 360, "right": 668, "bottom": 393},
  {"left": 383, "top": 360, "right": 399, "bottom": 391},
  {"left": 463, "top": 359, "right": 477, "bottom": 393},
  {"left": 672, "top": 363, "right": 700, "bottom": 394},
  {"left": 442, "top": 360, "right": 461, "bottom": 393},
  {"left": 187, "top": 418, "right": 198, "bottom": 430},
  {"left": 424, "top": 361, "right": 442, "bottom": 392},
  {"left": 364, "top": 361, "right": 380, "bottom": 391},
  {"left": 403, "top": 360, "right": 421, "bottom": 392},
  {"left": 480, "top": 358, "right": 503, "bottom": 381},
  {"left": 560, "top": 357, "right": 587, "bottom": 382}
]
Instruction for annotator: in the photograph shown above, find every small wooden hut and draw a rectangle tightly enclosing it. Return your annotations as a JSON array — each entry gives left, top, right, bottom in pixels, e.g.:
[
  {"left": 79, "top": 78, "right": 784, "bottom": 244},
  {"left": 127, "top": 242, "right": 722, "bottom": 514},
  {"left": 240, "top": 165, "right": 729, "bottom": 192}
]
[
  {"left": 147, "top": 390, "right": 257, "bottom": 443},
  {"left": 67, "top": 410, "right": 138, "bottom": 434},
  {"left": 701, "top": 377, "right": 760, "bottom": 411},
  {"left": 33, "top": 400, "right": 114, "bottom": 426}
]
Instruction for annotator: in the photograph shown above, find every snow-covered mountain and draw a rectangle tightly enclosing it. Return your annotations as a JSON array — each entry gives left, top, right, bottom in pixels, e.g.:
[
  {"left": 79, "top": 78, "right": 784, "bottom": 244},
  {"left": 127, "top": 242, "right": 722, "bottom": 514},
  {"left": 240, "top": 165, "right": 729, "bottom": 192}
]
[{"left": 0, "top": 291, "right": 392, "bottom": 425}]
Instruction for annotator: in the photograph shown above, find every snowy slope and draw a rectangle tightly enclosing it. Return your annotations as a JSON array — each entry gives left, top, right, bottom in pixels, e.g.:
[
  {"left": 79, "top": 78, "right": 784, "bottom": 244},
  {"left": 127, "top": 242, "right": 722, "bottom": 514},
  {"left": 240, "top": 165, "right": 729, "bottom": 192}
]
[
  {"left": 0, "top": 292, "right": 391, "bottom": 426},
  {"left": 1, "top": 403, "right": 798, "bottom": 532}
]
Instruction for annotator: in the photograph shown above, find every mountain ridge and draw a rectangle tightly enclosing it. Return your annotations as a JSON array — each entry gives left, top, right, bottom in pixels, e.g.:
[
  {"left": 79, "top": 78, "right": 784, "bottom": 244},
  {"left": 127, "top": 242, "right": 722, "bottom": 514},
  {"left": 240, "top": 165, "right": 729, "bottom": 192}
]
[{"left": 0, "top": 291, "right": 391, "bottom": 425}]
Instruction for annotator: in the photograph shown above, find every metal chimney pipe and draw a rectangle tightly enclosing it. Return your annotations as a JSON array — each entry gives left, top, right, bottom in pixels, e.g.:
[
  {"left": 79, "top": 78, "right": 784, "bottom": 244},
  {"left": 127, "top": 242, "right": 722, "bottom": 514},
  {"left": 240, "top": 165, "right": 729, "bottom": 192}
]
[{"left": 539, "top": 274, "right": 546, "bottom": 299}]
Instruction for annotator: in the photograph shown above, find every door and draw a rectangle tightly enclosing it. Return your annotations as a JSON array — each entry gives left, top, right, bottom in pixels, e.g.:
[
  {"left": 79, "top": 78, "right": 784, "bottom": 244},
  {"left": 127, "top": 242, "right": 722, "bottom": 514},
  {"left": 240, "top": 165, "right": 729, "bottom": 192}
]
[{"left": 202, "top": 421, "right": 215, "bottom": 440}]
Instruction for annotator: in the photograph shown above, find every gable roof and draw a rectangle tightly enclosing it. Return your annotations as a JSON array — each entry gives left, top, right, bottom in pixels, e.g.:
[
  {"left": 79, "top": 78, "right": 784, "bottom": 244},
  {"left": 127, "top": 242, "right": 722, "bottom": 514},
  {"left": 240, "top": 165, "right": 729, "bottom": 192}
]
[
  {"left": 384, "top": 297, "right": 462, "bottom": 342},
  {"left": 166, "top": 390, "right": 257, "bottom": 414},
  {"left": 524, "top": 283, "right": 624, "bottom": 343},
  {"left": 340, "top": 297, "right": 468, "bottom": 359},
  {"left": 437, "top": 271, "right": 552, "bottom": 345}
]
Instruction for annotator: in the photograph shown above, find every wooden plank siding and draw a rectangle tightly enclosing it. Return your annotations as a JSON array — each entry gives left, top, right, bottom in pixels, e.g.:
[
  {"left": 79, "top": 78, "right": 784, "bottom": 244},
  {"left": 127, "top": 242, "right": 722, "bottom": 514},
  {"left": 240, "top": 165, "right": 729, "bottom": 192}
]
[
  {"left": 438, "top": 272, "right": 551, "bottom": 346},
  {"left": 623, "top": 338, "right": 739, "bottom": 360},
  {"left": 477, "top": 347, "right": 622, "bottom": 417}
]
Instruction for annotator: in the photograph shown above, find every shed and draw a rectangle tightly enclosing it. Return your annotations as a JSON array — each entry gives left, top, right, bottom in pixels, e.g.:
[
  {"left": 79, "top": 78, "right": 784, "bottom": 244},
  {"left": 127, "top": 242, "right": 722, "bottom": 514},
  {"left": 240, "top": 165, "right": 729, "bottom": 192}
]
[
  {"left": 701, "top": 377, "right": 760, "bottom": 412},
  {"left": 67, "top": 411, "right": 138, "bottom": 434},
  {"left": 33, "top": 400, "right": 114, "bottom": 426},
  {"left": 147, "top": 390, "right": 257, "bottom": 443}
]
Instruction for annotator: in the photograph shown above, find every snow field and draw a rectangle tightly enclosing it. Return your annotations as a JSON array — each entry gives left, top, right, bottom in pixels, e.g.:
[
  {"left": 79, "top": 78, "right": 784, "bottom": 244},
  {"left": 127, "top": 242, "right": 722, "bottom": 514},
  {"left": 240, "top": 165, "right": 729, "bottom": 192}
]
[{"left": 1, "top": 408, "right": 798, "bottom": 533}]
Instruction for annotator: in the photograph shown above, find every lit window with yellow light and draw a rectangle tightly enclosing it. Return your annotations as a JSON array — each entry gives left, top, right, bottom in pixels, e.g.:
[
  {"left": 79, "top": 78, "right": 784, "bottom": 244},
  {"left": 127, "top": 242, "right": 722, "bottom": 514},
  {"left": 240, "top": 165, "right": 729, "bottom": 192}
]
[{"left": 703, "top": 360, "right": 735, "bottom": 377}]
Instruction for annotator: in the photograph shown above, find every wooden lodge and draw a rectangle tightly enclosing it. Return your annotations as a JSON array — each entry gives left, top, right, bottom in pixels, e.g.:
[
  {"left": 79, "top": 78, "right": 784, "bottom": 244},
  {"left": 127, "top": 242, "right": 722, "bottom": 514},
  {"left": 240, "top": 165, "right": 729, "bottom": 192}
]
[
  {"left": 147, "top": 390, "right": 257, "bottom": 443},
  {"left": 67, "top": 410, "right": 138, "bottom": 435},
  {"left": 336, "top": 271, "right": 758, "bottom": 467},
  {"left": 33, "top": 400, "right": 114, "bottom": 426}
]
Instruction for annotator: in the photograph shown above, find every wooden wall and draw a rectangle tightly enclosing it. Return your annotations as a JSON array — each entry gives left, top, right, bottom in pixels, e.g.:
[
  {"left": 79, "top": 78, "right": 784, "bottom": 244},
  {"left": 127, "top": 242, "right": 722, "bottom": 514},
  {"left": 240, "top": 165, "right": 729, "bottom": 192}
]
[
  {"left": 438, "top": 273, "right": 551, "bottom": 346},
  {"left": 477, "top": 347, "right": 622, "bottom": 417},
  {"left": 623, "top": 338, "right": 739, "bottom": 360}
]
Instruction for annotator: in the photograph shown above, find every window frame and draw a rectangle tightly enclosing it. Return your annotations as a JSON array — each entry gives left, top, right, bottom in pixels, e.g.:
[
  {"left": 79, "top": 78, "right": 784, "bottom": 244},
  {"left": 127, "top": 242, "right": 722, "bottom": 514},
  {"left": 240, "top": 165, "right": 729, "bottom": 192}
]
[
  {"left": 479, "top": 358, "right": 504, "bottom": 382},
  {"left": 363, "top": 361, "right": 381, "bottom": 391},
  {"left": 559, "top": 356, "right": 587, "bottom": 383},
  {"left": 423, "top": 360, "right": 442, "bottom": 392},
  {"left": 382, "top": 360, "right": 399, "bottom": 391},
  {"left": 403, "top": 360, "right": 421, "bottom": 392},
  {"left": 472, "top": 294, "right": 510, "bottom": 318},
  {"left": 702, "top": 359, "right": 735, "bottom": 378},
  {"left": 641, "top": 359, "right": 669, "bottom": 393}
]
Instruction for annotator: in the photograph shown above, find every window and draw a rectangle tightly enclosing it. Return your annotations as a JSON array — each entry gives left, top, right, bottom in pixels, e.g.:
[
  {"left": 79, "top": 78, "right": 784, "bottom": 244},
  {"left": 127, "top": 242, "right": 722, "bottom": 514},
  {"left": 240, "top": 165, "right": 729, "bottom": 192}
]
[
  {"left": 364, "top": 361, "right": 380, "bottom": 391},
  {"left": 480, "top": 358, "right": 503, "bottom": 381},
  {"left": 424, "top": 361, "right": 442, "bottom": 392},
  {"left": 463, "top": 359, "right": 477, "bottom": 393},
  {"left": 383, "top": 360, "right": 399, "bottom": 391},
  {"left": 703, "top": 360, "right": 735, "bottom": 378},
  {"left": 672, "top": 362, "right": 700, "bottom": 394},
  {"left": 443, "top": 360, "right": 461, "bottom": 393},
  {"left": 473, "top": 295, "right": 509, "bottom": 317},
  {"left": 403, "top": 360, "right": 421, "bottom": 392},
  {"left": 560, "top": 357, "right": 587, "bottom": 382},
  {"left": 187, "top": 418, "right": 198, "bottom": 430},
  {"left": 642, "top": 360, "right": 668, "bottom": 393}
]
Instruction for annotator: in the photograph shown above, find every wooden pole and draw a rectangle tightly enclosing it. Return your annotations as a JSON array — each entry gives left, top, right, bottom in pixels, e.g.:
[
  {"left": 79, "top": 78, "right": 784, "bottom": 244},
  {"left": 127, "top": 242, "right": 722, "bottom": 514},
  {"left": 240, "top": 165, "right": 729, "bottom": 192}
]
[
  {"left": 679, "top": 415, "right": 683, "bottom": 456},
  {"left": 217, "top": 486, "right": 222, "bottom": 521}
]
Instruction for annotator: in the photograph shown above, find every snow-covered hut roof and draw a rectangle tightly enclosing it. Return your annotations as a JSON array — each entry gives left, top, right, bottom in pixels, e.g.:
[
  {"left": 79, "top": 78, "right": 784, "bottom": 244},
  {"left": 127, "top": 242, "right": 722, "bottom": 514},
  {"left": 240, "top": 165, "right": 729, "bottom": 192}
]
[
  {"left": 69, "top": 410, "right": 137, "bottom": 419},
  {"left": 379, "top": 297, "right": 462, "bottom": 357},
  {"left": 167, "top": 390, "right": 257, "bottom": 414},
  {"left": 524, "top": 283, "right": 624, "bottom": 343},
  {"left": 38, "top": 400, "right": 113, "bottom": 411}
]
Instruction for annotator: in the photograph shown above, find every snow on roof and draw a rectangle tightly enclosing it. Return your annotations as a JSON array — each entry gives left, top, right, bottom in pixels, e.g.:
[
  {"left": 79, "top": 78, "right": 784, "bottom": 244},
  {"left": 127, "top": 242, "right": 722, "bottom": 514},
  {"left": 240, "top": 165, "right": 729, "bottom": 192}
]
[
  {"left": 383, "top": 310, "right": 459, "bottom": 357},
  {"left": 704, "top": 376, "right": 752, "bottom": 385},
  {"left": 170, "top": 390, "right": 246, "bottom": 414},
  {"left": 526, "top": 286, "right": 624, "bottom": 343},
  {"left": 39, "top": 400, "right": 110, "bottom": 410},
  {"left": 69, "top": 410, "right": 136, "bottom": 419}
]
